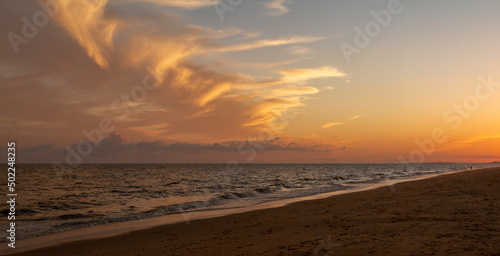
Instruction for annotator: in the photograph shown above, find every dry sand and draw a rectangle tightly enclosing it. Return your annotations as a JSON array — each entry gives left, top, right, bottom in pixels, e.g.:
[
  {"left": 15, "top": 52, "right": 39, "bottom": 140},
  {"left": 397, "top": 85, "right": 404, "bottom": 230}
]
[{"left": 7, "top": 167, "right": 500, "bottom": 256}]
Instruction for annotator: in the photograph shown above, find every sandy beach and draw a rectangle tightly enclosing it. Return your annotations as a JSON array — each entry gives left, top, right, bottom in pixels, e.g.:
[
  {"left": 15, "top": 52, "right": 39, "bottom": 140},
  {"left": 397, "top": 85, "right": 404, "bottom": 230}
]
[
  {"left": 4, "top": 0, "right": 500, "bottom": 255},
  {"left": 6, "top": 167, "right": 500, "bottom": 256}
]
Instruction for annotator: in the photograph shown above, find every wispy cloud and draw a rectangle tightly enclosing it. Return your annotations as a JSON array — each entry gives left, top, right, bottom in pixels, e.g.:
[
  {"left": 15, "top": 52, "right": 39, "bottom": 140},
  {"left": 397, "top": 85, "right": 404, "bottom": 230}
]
[
  {"left": 424, "top": 133, "right": 500, "bottom": 153},
  {"left": 271, "top": 86, "right": 319, "bottom": 97},
  {"left": 346, "top": 115, "right": 363, "bottom": 121},
  {"left": 321, "top": 122, "right": 344, "bottom": 129},
  {"left": 0, "top": 0, "right": 346, "bottom": 159},
  {"left": 286, "top": 45, "right": 312, "bottom": 55},
  {"left": 213, "top": 36, "right": 322, "bottom": 53},
  {"left": 263, "top": 0, "right": 290, "bottom": 16},
  {"left": 453, "top": 134, "right": 500, "bottom": 145},
  {"left": 280, "top": 66, "right": 346, "bottom": 84},
  {"left": 322, "top": 115, "right": 364, "bottom": 129},
  {"left": 113, "top": 0, "right": 220, "bottom": 9},
  {"left": 55, "top": 0, "right": 116, "bottom": 69}
]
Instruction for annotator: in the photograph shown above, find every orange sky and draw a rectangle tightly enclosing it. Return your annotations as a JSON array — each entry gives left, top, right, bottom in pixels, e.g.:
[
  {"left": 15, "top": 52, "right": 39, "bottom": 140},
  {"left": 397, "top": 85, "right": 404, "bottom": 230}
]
[{"left": 1, "top": 0, "right": 500, "bottom": 164}]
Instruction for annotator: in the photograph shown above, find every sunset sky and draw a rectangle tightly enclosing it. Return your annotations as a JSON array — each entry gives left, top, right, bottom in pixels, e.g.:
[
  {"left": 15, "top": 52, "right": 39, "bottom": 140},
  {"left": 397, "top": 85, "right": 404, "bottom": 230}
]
[{"left": 1, "top": 0, "right": 500, "bottom": 164}]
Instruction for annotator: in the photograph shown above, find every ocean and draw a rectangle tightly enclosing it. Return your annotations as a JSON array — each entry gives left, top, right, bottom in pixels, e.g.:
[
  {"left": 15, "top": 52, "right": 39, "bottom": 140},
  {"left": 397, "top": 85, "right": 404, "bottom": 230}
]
[{"left": 1, "top": 163, "right": 497, "bottom": 242}]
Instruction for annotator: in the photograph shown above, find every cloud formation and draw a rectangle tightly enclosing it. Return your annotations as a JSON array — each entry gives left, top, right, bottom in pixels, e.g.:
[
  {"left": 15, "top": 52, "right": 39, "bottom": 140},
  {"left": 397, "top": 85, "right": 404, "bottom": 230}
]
[
  {"left": 28, "top": 133, "right": 343, "bottom": 163},
  {"left": 213, "top": 36, "right": 322, "bottom": 53},
  {"left": 286, "top": 45, "right": 312, "bottom": 56},
  {"left": 452, "top": 134, "right": 500, "bottom": 145},
  {"left": 55, "top": 0, "right": 116, "bottom": 69},
  {"left": 322, "top": 115, "right": 364, "bottom": 129},
  {"left": 263, "top": 0, "right": 290, "bottom": 16},
  {"left": 116, "top": 0, "right": 220, "bottom": 9},
  {"left": 280, "top": 66, "right": 346, "bottom": 85},
  {"left": 0, "top": 0, "right": 348, "bottom": 163}
]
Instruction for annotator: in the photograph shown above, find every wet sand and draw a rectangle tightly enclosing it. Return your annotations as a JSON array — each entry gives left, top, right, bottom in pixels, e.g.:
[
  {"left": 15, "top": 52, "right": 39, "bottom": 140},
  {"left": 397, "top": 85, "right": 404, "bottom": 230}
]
[{"left": 6, "top": 167, "right": 500, "bottom": 256}]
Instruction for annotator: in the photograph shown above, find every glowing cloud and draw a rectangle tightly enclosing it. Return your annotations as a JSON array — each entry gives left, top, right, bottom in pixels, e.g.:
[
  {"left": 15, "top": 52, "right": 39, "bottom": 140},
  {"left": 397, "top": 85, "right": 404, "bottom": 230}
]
[
  {"left": 280, "top": 66, "right": 347, "bottom": 84},
  {"left": 0, "top": 0, "right": 349, "bottom": 162},
  {"left": 453, "top": 134, "right": 500, "bottom": 145},
  {"left": 263, "top": 0, "right": 290, "bottom": 16},
  {"left": 55, "top": 0, "right": 116, "bottom": 69},
  {"left": 321, "top": 122, "right": 344, "bottom": 129},
  {"left": 115, "top": 0, "right": 220, "bottom": 9},
  {"left": 286, "top": 45, "right": 312, "bottom": 55},
  {"left": 272, "top": 86, "right": 319, "bottom": 97},
  {"left": 322, "top": 115, "right": 364, "bottom": 129},
  {"left": 214, "top": 36, "right": 322, "bottom": 52}
]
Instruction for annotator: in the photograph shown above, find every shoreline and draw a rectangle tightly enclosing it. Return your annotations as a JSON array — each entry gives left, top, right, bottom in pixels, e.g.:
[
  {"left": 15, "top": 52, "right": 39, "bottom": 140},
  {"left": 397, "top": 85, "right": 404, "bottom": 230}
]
[
  {"left": 0, "top": 168, "right": 462, "bottom": 254},
  {"left": 3, "top": 167, "right": 499, "bottom": 255}
]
